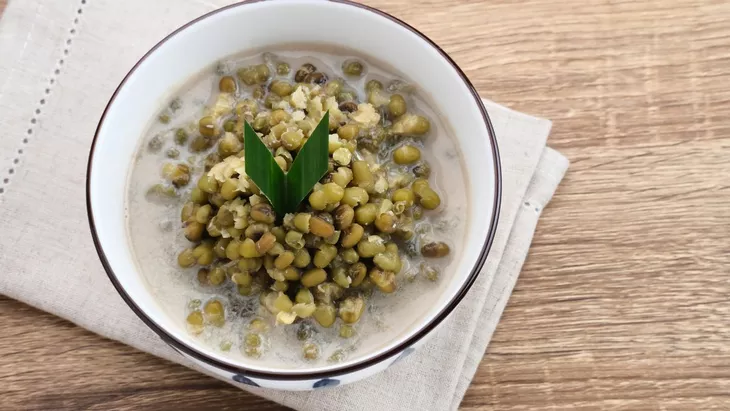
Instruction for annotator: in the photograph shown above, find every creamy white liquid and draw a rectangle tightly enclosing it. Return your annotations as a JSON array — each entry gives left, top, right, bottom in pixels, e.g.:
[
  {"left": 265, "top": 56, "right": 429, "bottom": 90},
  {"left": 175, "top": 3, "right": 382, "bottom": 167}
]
[{"left": 126, "top": 47, "right": 469, "bottom": 368}]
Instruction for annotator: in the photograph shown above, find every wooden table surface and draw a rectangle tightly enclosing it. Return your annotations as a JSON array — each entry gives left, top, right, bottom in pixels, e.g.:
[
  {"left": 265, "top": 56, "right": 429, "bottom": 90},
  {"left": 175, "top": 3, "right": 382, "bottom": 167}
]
[{"left": 2, "top": 0, "right": 730, "bottom": 409}]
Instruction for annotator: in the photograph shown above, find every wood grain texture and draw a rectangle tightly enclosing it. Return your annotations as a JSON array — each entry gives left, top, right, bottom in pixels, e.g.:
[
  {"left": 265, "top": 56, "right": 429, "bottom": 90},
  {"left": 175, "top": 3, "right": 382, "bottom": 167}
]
[{"left": 2, "top": 0, "right": 730, "bottom": 409}]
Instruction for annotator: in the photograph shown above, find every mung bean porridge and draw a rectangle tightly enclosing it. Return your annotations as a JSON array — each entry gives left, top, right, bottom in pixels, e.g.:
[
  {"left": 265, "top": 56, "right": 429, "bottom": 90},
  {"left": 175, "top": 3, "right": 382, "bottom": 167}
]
[{"left": 126, "top": 46, "right": 469, "bottom": 368}]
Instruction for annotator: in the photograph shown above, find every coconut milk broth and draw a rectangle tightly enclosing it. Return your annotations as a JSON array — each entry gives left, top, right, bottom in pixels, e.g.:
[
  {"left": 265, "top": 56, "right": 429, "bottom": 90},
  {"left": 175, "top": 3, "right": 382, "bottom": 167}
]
[{"left": 126, "top": 46, "right": 469, "bottom": 368}]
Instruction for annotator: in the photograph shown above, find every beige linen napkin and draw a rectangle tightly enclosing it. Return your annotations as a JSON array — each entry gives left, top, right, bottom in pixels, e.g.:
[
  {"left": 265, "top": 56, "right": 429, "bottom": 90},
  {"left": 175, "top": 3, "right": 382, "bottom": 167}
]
[{"left": 0, "top": 1, "right": 569, "bottom": 410}]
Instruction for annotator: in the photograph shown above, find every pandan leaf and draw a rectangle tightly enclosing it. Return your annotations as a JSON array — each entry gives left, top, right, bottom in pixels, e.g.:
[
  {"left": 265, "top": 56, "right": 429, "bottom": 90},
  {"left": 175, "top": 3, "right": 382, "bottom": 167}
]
[{"left": 244, "top": 111, "right": 330, "bottom": 216}]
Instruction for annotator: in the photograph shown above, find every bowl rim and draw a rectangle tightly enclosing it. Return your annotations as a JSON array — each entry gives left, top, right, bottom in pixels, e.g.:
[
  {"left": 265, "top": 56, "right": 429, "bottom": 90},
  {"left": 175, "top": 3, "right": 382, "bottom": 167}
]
[{"left": 86, "top": 0, "right": 502, "bottom": 381}]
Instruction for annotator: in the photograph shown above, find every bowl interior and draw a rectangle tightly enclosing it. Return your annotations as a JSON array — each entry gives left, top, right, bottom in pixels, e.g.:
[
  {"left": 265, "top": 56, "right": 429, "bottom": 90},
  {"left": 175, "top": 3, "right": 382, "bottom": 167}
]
[{"left": 89, "top": 0, "right": 497, "bottom": 376}]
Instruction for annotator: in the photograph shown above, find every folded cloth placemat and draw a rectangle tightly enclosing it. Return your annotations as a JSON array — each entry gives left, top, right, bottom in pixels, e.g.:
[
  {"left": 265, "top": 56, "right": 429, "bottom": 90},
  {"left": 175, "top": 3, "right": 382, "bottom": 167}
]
[{"left": 0, "top": 1, "right": 569, "bottom": 410}]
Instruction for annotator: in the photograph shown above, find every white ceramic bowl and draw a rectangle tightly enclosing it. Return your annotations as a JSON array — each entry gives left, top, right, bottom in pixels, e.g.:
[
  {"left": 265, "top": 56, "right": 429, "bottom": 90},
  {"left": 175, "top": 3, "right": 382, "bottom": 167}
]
[{"left": 87, "top": 0, "right": 501, "bottom": 390}]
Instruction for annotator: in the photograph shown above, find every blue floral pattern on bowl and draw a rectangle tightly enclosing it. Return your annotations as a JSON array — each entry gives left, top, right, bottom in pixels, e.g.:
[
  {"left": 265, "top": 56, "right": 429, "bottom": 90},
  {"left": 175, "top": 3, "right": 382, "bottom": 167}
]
[
  {"left": 313, "top": 378, "right": 340, "bottom": 389},
  {"left": 233, "top": 374, "right": 260, "bottom": 387},
  {"left": 390, "top": 346, "right": 416, "bottom": 367}
]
